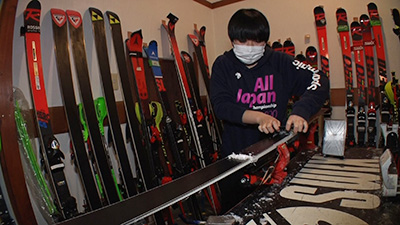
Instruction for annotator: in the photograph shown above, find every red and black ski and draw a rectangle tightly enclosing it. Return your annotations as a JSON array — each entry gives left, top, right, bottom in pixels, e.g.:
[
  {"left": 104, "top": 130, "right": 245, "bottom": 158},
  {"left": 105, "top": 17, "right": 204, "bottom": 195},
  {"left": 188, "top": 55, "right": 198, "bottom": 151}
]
[
  {"left": 50, "top": 8, "right": 102, "bottom": 211},
  {"left": 368, "top": 3, "right": 389, "bottom": 124},
  {"left": 305, "top": 46, "right": 318, "bottom": 69},
  {"left": 271, "top": 40, "right": 283, "bottom": 52},
  {"left": 351, "top": 20, "right": 367, "bottom": 147},
  {"left": 283, "top": 38, "right": 295, "bottom": 57},
  {"left": 360, "top": 14, "right": 377, "bottom": 147},
  {"left": 21, "top": 0, "right": 77, "bottom": 220},
  {"left": 336, "top": 8, "right": 355, "bottom": 147},
  {"left": 313, "top": 6, "right": 329, "bottom": 78},
  {"left": 314, "top": 6, "right": 331, "bottom": 117}
]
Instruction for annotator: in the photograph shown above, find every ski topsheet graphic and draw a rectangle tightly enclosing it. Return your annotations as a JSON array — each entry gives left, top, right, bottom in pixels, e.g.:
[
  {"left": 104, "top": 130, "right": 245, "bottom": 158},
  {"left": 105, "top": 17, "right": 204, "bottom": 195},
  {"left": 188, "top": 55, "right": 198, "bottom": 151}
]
[{"left": 21, "top": 0, "right": 77, "bottom": 220}]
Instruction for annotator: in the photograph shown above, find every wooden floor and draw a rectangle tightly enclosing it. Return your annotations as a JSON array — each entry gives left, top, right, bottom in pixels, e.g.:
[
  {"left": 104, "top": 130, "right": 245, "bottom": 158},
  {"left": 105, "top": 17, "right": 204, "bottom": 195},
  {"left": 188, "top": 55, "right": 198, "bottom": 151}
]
[{"left": 229, "top": 147, "right": 400, "bottom": 225}]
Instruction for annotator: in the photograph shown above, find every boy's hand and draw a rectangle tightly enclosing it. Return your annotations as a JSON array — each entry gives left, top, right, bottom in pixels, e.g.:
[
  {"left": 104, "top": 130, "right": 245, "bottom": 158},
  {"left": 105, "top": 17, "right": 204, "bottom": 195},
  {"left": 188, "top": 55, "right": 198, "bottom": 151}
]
[{"left": 286, "top": 115, "right": 308, "bottom": 133}]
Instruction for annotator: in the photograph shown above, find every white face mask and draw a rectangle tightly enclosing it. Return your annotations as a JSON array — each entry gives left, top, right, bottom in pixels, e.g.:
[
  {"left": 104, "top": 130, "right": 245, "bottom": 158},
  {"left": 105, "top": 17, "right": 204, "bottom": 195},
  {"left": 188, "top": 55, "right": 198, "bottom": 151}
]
[{"left": 233, "top": 44, "right": 265, "bottom": 65}]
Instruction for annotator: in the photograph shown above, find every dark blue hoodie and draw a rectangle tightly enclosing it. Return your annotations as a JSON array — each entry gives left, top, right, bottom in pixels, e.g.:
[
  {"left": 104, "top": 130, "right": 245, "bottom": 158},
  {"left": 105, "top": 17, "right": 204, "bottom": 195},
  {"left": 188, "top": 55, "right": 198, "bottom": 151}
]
[{"left": 210, "top": 47, "right": 329, "bottom": 157}]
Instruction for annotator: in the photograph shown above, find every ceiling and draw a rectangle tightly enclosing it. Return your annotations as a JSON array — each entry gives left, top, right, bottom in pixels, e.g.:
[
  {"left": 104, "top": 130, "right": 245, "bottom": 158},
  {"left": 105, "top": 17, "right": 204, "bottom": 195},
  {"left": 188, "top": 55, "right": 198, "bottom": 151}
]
[{"left": 193, "top": 0, "right": 245, "bottom": 9}]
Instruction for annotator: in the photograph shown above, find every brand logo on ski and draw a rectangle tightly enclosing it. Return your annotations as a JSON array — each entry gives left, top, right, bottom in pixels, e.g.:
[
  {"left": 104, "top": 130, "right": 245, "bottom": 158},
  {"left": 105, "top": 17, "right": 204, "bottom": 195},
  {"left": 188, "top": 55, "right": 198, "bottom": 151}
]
[
  {"left": 24, "top": 8, "right": 41, "bottom": 33},
  {"left": 108, "top": 14, "right": 120, "bottom": 25},
  {"left": 189, "top": 34, "right": 199, "bottom": 46},
  {"left": 66, "top": 10, "right": 82, "bottom": 29},
  {"left": 50, "top": 9, "right": 66, "bottom": 27},
  {"left": 183, "top": 54, "right": 191, "bottom": 63},
  {"left": 25, "top": 8, "right": 40, "bottom": 22},
  {"left": 91, "top": 10, "right": 103, "bottom": 21}
]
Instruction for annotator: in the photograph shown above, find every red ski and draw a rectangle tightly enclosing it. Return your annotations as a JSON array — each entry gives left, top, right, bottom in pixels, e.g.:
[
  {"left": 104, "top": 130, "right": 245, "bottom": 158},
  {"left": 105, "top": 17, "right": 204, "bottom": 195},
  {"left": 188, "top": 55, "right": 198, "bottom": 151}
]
[
  {"left": 360, "top": 14, "right": 377, "bottom": 147},
  {"left": 351, "top": 20, "right": 367, "bottom": 147},
  {"left": 336, "top": 8, "right": 355, "bottom": 147}
]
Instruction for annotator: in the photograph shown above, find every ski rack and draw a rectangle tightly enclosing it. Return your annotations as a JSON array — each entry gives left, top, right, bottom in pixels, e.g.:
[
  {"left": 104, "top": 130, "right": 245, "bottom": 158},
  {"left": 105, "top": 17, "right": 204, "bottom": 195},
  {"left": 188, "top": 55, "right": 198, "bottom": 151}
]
[{"left": 57, "top": 131, "right": 297, "bottom": 225}]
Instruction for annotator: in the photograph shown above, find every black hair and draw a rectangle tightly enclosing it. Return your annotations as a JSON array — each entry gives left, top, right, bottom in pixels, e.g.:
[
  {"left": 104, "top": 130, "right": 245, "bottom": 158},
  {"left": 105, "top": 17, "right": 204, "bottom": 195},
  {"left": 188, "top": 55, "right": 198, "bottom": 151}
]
[{"left": 228, "top": 8, "right": 270, "bottom": 43}]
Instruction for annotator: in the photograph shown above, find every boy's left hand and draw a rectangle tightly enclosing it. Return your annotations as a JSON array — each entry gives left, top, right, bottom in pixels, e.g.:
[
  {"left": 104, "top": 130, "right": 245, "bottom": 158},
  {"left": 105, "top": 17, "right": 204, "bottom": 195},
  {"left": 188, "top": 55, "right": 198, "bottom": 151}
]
[{"left": 286, "top": 115, "right": 308, "bottom": 133}]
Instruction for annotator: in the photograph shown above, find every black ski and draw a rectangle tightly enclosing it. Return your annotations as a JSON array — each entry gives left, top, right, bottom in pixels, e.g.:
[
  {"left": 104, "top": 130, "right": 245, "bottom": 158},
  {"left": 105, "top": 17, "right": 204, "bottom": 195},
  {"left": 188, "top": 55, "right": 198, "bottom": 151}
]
[
  {"left": 66, "top": 9, "right": 120, "bottom": 204},
  {"left": 104, "top": 11, "right": 155, "bottom": 193},
  {"left": 393, "top": 8, "right": 400, "bottom": 42},
  {"left": 50, "top": 8, "right": 102, "bottom": 211},
  {"left": 21, "top": 0, "right": 77, "bottom": 220},
  {"left": 88, "top": 7, "right": 137, "bottom": 198}
]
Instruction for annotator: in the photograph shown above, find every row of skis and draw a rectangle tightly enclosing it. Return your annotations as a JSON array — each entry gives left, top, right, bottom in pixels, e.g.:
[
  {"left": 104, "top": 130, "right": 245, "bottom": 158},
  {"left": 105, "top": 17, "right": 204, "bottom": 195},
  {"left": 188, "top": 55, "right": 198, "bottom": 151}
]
[
  {"left": 271, "top": 3, "right": 400, "bottom": 175},
  {"left": 18, "top": 0, "right": 223, "bottom": 223}
]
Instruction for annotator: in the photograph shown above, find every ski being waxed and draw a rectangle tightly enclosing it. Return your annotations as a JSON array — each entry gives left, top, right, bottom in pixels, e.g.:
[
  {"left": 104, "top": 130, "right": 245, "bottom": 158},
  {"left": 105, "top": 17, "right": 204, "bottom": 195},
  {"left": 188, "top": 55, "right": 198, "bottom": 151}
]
[
  {"left": 21, "top": 0, "right": 77, "bottom": 220},
  {"left": 336, "top": 8, "right": 355, "bottom": 147},
  {"left": 88, "top": 7, "right": 137, "bottom": 198},
  {"left": 360, "top": 14, "right": 377, "bottom": 147},
  {"left": 314, "top": 5, "right": 331, "bottom": 117},
  {"left": 66, "top": 9, "right": 120, "bottom": 204},
  {"left": 50, "top": 8, "right": 102, "bottom": 211},
  {"left": 351, "top": 20, "right": 367, "bottom": 147}
]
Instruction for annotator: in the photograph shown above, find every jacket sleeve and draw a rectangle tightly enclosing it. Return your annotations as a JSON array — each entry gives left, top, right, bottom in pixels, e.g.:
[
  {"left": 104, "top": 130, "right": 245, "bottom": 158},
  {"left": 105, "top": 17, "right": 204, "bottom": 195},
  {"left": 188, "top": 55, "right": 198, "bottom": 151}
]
[
  {"left": 286, "top": 59, "right": 330, "bottom": 121},
  {"left": 210, "top": 56, "right": 247, "bottom": 124}
]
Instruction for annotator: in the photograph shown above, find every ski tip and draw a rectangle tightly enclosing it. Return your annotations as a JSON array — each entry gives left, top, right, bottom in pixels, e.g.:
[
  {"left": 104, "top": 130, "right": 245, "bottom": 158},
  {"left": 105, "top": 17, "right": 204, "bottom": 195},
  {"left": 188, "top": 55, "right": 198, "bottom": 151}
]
[
  {"left": 167, "top": 13, "right": 179, "bottom": 24},
  {"left": 105, "top": 11, "right": 120, "bottom": 24},
  {"left": 367, "top": 2, "right": 377, "bottom": 8},
  {"left": 89, "top": 7, "right": 104, "bottom": 21},
  {"left": 27, "top": 0, "right": 41, "bottom": 10},
  {"left": 314, "top": 5, "right": 324, "bottom": 14},
  {"left": 51, "top": 9, "right": 68, "bottom": 28},
  {"left": 149, "top": 40, "right": 158, "bottom": 47},
  {"left": 130, "top": 29, "right": 143, "bottom": 39},
  {"left": 336, "top": 7, "right": 346, "bottom": 14}
]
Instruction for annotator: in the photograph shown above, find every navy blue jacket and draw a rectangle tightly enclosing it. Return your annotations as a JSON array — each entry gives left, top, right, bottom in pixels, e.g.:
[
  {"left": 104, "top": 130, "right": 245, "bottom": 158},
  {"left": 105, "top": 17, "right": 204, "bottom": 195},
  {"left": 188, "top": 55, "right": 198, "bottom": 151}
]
[{"left": 210, "top": 47, "right": 329, "bottom": 157}]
